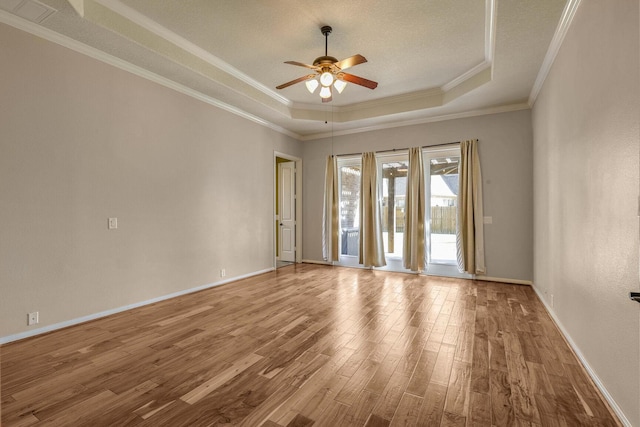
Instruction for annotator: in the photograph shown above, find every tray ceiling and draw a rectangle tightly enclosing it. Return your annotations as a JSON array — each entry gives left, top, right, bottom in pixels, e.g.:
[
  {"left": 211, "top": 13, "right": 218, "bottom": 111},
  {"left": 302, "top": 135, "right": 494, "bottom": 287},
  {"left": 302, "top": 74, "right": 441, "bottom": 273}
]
[{"left": 0, "top": 0, "right": 569, "bottom": 139}]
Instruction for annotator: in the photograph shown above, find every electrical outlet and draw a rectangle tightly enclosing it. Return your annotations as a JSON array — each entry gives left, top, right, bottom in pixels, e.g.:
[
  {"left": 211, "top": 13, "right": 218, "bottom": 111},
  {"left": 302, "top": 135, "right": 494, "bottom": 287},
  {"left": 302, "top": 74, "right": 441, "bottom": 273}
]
[
  {"left": 108, "top": 217, "right": 118, "bottom": 229},
  {"left": 220, "top": 269, "right": 226, "bottom": 277},
  {"left": 27, "top": 311, "right": 39, "bottom": 326}
]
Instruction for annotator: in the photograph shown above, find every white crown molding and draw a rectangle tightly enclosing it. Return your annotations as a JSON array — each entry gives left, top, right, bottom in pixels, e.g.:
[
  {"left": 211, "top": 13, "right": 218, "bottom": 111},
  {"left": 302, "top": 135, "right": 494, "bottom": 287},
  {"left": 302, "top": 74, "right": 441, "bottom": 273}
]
[
  {"left": 442, "top": 0, "right": 496, "bottom": 93},
  {"left": 2, "top": 2, "right": 514, "bottom": 142},
  {"left": 92, "top": 0, "right": 291, "bottom": 106},
  {"left": 485, "top": 0, "right": 497, "bottom": 62},
  {"left": 299, "top": 102, "right": 531, "bottom": 141},
  {"left": 83, "top": 0, "right": 498, "bottom": 125},
  {"left": 340, "top": 88, "right": 445, "bottom": 112},
  {"left": 441, "top": 61, "right": 491, "bottom": 93},
  {"left": 0, "top": 9, "right": 302, "bottom": 140},
  {"left": 528, "top": 0, "right": 582, "bottom": 106}
]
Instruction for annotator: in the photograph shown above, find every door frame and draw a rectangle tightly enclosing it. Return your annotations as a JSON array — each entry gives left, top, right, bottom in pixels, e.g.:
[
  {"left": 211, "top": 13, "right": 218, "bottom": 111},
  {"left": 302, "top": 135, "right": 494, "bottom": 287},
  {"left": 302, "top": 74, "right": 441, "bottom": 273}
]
[
  {"left": 274, "top": 151, "right": 302, "bottom": 267},
  {"left": 422, "top": 145, "right": 471, "bottom": 279}
]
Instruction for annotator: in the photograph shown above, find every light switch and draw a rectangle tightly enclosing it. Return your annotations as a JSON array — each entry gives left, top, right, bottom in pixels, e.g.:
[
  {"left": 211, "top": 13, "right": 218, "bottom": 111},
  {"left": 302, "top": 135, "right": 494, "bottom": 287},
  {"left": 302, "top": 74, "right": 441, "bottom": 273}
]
[
  {"left": 483, "top": 216, "right": 493, "bottom": 224},
  {"left": 108, "top": 218, "right": 118, "bottom": 229}
]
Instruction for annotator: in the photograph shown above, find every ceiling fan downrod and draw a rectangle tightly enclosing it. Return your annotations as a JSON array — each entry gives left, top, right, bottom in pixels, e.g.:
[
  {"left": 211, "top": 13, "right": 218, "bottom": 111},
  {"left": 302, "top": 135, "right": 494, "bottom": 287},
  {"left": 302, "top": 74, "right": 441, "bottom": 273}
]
[{"left": 321, "top": 25, "right": 332, "bottom": 56}]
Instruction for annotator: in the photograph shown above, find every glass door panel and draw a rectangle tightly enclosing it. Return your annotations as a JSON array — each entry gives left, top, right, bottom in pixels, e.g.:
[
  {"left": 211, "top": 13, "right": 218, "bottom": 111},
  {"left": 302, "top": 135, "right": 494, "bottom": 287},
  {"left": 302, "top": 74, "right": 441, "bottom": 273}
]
[
  {"left": 337, "top": 158, "right": 361, "bottom": 264},
  {"left": 379, "top": 155, "right": 409, "bottom": 259},
  {"left": 425, "top": 150, "right": 459, "bottom": 265}
]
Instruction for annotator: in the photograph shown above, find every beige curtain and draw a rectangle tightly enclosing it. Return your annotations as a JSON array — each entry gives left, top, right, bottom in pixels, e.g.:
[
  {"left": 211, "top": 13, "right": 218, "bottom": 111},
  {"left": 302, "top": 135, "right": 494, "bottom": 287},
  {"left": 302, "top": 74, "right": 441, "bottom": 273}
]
[
  {"left": 456, "top": 139, "right": 486, "bottom": 274},
  {"left": 359, "top": 152, "right": 386, "bottom": 267},
  {"left": 322, "top": 155, "right": 339, "bottom": 262},
  {"left": 403, "top": 147, "right": 425, "bottom": 272}
]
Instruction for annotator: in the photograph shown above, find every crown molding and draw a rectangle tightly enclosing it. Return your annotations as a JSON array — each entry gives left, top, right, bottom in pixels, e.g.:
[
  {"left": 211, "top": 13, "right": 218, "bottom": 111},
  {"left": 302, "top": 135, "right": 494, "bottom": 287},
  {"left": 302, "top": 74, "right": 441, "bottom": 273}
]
[
  {"left": 528, "top": 0, "right": 582, "bottom": 106},
  {"left": 91, "top": 0, "right": 291, "bottom": 106},
  {"left": 485, "top": 0, "right": 497, "bottom": 62},
  {"left": 79, "top": 0, "right": 498, "bottom": 125},
  {"left": 0, "top": 10, "right": 302, "bottom": 140},
  {"left": 1, "top": 0, "right": 515, "bottom": 142},
  {"left": 299, "top": 102, "right": 531, "bottom": 141}
]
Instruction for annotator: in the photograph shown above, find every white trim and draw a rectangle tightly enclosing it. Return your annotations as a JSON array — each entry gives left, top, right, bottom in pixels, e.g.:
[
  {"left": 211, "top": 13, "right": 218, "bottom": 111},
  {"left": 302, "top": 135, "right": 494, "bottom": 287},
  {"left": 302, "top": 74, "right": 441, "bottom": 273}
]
[
  {"left": 0, "top": 3, "right": 539, "bottom": 141},
  {"left": 484, "top": 0, "right": 497, "bottom": 62},
  {"left": 300, "top": 103, "right": 530, "bottom": 141},
  {"left": 531, "top": 284, "right": 631, "bottom": 426},
  {"left": 441, "top": 0, "right": 496, "bottom": 92},
  {"left": 302, "top": 259, "right": 332, "bottom": 266},
  {"left": 273, "top": 151, "right": 303, "bottom": 266},
  {"left": 474, "top": 275, "right": 533, "bottom": 286},
  {"left": 93, "top": 0, "right": 291, "bottom": 106},
  {"left": 0, "top": 268, "right": 274, "bottom": 345},
  {"left": 0, "top": 10, "right": 302, "bottom": 141},
  {"left": 441, "top": 61, "right": 491, "bottom": 93},
  {"left": 301, "top": 261, "right": 531, "bottom": 286},
  {"left": 1, "top": 6, "right": 511, "bottom": 142},
  {"left": 528, "top": 0, "right": 582, "bottom": 106}
]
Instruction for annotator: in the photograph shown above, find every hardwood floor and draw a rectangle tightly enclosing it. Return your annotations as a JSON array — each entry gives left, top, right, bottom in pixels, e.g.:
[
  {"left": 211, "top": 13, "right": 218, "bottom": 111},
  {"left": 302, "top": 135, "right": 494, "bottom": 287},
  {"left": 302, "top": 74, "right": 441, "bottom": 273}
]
[{"left": 1, "top": 264, "right": 620, "bottom": 426}]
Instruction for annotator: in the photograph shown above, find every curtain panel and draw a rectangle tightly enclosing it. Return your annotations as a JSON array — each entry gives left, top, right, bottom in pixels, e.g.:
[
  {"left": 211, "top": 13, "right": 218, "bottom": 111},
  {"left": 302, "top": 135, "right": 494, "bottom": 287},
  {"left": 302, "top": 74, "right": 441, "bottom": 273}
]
[
  {"left": 359, "top": 152, "right": 386, "bottom": 267},
  {"left": 456, "top": 139, "right": 486, "bottom": 274},
  {"left": 403, "top": 147, "right": 426, "bottom": 272},
  {"left": 322, "top": 155, "right": 339, "bottom": 262}
]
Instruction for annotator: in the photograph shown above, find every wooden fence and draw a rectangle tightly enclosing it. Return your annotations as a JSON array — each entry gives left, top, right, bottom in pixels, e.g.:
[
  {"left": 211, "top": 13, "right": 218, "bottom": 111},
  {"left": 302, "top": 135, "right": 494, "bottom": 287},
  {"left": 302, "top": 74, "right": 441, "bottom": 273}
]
[
  {"left": 431, "top": 206, "right": 456, "bottom": 234},
  {"left": 383, "top": 205, "right": 456, "bottom": 234}
]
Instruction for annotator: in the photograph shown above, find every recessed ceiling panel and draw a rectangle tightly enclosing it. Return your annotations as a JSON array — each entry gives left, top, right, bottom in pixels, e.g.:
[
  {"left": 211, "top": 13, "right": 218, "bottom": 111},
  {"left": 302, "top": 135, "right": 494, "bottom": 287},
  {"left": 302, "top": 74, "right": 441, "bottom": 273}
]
[
  {"left": 2, "top": 0, "right": 568, "bottom": 138},
  {"left": 117, "top": 0, "right": 486, "bottom": 105}
]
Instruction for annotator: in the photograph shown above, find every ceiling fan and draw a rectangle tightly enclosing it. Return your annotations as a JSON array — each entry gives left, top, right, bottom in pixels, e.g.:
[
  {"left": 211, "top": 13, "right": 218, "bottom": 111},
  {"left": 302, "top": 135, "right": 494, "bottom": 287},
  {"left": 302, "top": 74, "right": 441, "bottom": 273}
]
[{"left": 276, "top": 25, "right": 378, "bottom": 103}]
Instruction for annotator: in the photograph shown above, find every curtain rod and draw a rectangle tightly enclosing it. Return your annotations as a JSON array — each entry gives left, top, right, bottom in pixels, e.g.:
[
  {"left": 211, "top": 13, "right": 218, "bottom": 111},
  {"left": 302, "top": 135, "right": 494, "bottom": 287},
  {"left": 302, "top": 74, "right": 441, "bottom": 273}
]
[{"left": 332, "top": 140, "right": 473, "bottom": 158}]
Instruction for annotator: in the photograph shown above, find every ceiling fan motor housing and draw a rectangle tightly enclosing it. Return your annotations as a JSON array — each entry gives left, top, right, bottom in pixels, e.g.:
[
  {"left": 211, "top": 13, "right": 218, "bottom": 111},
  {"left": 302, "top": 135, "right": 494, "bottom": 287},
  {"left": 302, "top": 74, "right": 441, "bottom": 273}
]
[{"left": 320, "top": 25, "right": 332, "bottom": 36}]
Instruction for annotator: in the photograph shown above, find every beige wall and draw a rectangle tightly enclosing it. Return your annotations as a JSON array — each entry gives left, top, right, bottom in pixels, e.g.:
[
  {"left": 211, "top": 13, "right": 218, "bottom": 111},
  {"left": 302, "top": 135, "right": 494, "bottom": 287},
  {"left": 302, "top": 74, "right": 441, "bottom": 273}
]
[
  {"left": 532, "top": 1, "right": 639, "bottom": 425},
  {"left": 302, "top": 109, "right": 535, "bottom": 282},
  {"left": 0, "top": 23, "right": 302, "bottom": 340}
]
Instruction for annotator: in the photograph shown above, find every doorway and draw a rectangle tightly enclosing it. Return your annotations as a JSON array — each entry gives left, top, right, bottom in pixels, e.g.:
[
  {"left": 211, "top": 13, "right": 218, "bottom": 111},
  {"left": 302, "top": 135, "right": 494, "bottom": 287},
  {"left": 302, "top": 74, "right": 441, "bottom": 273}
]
[
  {"left": 423, "top": 147, "right": 468, "bottom": 277},
  {"left": 274, "top": 153, "right": 302, "bottom": 268}
]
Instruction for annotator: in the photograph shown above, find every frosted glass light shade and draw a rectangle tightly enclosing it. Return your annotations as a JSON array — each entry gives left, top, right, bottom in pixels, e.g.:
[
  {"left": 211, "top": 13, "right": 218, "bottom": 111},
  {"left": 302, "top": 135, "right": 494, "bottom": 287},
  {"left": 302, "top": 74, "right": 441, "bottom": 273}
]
[
  {"left": 334, "top": 79, "right": 347, "bottom": 93},
  {"left": 319, "top": 86, "right": 332, "bottom": 98},
  {"left": 320, "top": 71, "right": 334, "bottom": 87},
  {"left": 305, "top": 79, "right": 319, "bottom": 93}
]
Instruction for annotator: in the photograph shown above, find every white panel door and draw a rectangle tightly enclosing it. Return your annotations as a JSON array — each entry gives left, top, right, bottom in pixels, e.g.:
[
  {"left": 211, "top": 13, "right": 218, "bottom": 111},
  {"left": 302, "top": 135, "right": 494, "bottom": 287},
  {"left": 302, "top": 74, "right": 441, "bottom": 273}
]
[{"left": 279, "top": 161, "right": 296, "bottom": 262}]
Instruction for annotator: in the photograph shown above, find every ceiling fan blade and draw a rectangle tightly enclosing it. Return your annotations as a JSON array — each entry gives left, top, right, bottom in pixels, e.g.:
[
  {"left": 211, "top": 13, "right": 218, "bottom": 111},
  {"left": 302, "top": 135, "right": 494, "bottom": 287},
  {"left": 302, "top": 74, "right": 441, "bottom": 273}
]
[
  {"left": 276, "top": 74, "right": 316, "bottom": 90},
  {"left": 334, "top": 54, "right": 367, "bottom": 71},
  {"left": 322, "top": 94, "right": 333, "bottom": 103},
  {"left": 284, "top": 61, "right": 320, "bottom": 70},
  {"left": 340, "top": 72, "right": 378, "bottom": 89}
]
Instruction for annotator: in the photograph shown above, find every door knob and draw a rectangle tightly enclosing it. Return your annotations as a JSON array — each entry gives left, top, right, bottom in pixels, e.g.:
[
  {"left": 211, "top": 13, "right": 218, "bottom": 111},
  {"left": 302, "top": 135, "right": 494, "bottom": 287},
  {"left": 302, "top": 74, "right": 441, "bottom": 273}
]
[{"left": 630, "top": 292, "right": 640, "bottom": 303}]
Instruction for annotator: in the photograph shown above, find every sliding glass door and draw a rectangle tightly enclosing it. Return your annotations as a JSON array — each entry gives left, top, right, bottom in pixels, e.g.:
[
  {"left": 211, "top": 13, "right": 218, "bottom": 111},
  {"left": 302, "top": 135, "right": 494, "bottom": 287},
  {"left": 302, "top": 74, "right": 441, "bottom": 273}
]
[
  {"left": 337, "top": 157, "right": 361, "bottom": 266},
  {"left": 378, "top": 154, "right": 409, "bottom": 264},
  {"left": 423, "top": 148, "right": 460, "bottom": 267},
  {"left": 334, "top": 147, "right": 465, "bottom": 277}
]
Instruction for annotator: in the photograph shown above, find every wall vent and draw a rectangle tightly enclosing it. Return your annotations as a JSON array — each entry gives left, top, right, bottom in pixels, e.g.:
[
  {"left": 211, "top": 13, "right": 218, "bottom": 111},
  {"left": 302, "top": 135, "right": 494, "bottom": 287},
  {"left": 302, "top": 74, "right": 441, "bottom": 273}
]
[{"left": 0, "top": 0, "right": 56, "bottom": 23}]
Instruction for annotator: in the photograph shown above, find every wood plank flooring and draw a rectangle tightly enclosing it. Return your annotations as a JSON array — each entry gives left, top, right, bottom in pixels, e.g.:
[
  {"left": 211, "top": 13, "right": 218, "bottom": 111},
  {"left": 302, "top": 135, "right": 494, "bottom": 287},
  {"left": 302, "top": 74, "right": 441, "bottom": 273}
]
[{"left": 1, "top": 264, "right": 620, "bottom": 426}]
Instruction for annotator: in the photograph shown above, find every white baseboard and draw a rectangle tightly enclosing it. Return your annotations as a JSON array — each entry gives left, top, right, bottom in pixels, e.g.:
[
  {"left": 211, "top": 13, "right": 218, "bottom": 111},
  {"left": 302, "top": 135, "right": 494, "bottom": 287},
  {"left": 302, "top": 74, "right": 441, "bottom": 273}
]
[
  {"left": 531, "top": 284, "right": 631, "bottom": 427},
  {"left": 303, "top": 260, "right": 532, "bottom": 286},
  {"left": 0, "top": 267, "right": 274, "bottom": 345},
  {"left": 474, "top": 275, "right": 533, "bottom": 286},
  {"left": 301, "top": 259, "right": 333, "bottom": 265}
]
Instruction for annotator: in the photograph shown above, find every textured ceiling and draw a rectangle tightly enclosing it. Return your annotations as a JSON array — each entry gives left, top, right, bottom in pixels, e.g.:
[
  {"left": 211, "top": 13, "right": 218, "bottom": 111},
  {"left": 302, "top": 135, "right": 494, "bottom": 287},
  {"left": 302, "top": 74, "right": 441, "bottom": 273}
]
[{"left": 0, "top": 0, "right": 568, "bottom": 139}]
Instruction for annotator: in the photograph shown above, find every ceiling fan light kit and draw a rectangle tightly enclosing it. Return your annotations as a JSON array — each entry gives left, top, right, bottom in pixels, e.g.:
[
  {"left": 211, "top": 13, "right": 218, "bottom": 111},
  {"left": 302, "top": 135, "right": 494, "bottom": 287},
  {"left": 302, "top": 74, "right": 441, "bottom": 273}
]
[{"left": 276, "top": 25, "right": 378, "bottom": 103}]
